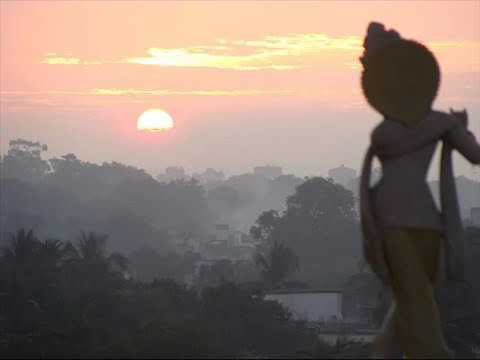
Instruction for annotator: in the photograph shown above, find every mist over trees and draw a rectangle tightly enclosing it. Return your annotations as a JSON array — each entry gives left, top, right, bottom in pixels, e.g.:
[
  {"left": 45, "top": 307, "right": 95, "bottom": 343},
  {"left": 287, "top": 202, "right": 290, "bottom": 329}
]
[
  {"left": 1, "top": 138, "right": 477, "bottom": 290},
  {"left": 0, "top": 139, "right": 364, "bottom": 288},
  {"left": 1, "top": 140, "right": 205, "bottom": 253}
]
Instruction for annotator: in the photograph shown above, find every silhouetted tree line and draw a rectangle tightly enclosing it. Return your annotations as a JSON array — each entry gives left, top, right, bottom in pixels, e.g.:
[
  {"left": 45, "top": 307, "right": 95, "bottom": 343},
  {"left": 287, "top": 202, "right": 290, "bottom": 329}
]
[{"left": 0, "top": 140, "right": 210, "bottom": 254}]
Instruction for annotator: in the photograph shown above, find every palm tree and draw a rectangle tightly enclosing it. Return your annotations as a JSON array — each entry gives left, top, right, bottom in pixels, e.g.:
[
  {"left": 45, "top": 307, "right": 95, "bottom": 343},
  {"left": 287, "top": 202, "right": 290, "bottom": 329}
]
[
  {"left": 0, "top": 229, "right": 43, "bottom": 330},
  {"left": 2, "top": 229, "right": 40, "bottom": 266},
  {"left": 62, "top": 231, "right": 129, "bottom": 287},
  {"left": 64, "top": 232, "right": 126, "bottom": 269},
  {"left": 59, "top": 231, "right": 129, "bottom": 338},
  {"left": 40, "top": 239, "right": 65, "bottom": 271},
  {"left": 255, "top": 241, "right": 299, "bottom": 289},
  {"left": 77, "top": 231, "right": 108, "bottom": 262}
]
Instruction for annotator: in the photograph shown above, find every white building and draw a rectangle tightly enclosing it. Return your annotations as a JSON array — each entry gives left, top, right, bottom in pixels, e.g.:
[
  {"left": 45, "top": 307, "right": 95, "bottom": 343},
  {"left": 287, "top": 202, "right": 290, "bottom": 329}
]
[
  {"left": 264, "top": 289, "right": 343, "bottom": 322},
  {"left": 317, "top": 329, "right": 377, "bottom": 345},
  {"left": 263, "top": 288, "right": 379, "bottom": 345}
]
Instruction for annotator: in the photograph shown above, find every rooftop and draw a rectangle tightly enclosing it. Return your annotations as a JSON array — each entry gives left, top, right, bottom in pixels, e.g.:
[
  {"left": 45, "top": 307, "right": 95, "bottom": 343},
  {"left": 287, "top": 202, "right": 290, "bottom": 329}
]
[{"left": 264, "top": 288, "right": 343, "bottom": 295}]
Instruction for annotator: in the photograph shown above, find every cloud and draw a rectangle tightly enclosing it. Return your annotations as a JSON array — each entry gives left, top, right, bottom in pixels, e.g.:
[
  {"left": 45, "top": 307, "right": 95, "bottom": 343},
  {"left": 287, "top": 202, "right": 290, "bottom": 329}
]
[
  {"left": 41, "top": 53, "right": 101, "bottom": 65},
  {"left": 41, "top": 34, "right": 480, "bottom": 71},
  {"left": 125, "top": 47, "right": 299, "bottom": 70},
  {"left": 40, "top": 33, "right": 367, "bottom": 70},
  {"left": 220, "top": 34, "right": 362, "bottom": 51},
  {"left": 42, "top": 56, "right": 82, "bottom": 65},
  {"left": 124, "top": 34, "right": 364, "bottom": 70}
]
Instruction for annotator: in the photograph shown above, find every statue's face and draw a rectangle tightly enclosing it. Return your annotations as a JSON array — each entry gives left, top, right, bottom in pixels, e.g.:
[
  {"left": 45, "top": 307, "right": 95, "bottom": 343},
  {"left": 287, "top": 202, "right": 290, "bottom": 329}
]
[{"left": 361, "top": 40, "right": 440, "bottom": 126}]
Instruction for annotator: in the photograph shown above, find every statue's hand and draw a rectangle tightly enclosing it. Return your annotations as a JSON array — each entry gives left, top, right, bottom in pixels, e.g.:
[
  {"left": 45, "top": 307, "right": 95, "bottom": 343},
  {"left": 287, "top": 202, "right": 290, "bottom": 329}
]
[{"left": 450, "top": 108, "right": 468, "bottom": 128}]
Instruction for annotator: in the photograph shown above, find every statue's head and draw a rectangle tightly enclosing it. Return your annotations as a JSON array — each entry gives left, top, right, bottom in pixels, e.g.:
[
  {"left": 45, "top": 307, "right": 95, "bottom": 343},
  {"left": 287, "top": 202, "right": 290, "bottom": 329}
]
[{"left": 360, "top": 22, "right": 440, "bottom": 126}]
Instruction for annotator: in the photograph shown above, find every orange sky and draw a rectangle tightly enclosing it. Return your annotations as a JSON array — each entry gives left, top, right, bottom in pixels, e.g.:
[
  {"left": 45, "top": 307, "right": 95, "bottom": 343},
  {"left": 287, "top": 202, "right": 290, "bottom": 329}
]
[{"left": 1, "top": 1, "right": 479, "bottom": 178}]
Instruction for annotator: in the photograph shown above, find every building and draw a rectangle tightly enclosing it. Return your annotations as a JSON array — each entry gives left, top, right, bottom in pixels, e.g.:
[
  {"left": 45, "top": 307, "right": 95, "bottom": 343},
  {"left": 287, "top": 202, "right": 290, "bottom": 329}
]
[
  {"left": 212, "top": 223, "right": 230, "bottom": 242},
  {"left": 316, "top": 326, "right": 377, "bottom": 346},
  {"left": 201, "top": 224, "right": 258, "bottom": 262},
  {"left": 341, "top": 272, "right": 383, "bottom": 325},
  {"left": 167, "top": 229, "right": 201, "bottom": 254},
  {"left": 328, "top": 165, "right": 357, "bottom": 188},
  {"left": 264, "top": 289, "right": 343, "bottom": 322},
  {"left": 254, "top": 165, "right": 283, "bottom": 180},
  {"left": 192, "top": 168, "right": 225, "bottom": 186},
  {"left": 157, "top": 166, "right": 188, "bottom": 182},
  {"left": 472, "top": 207, "right": 480, "bottom": 226},
  {"left": 264, "top": 286, "right": 380, "bottom": 344}
]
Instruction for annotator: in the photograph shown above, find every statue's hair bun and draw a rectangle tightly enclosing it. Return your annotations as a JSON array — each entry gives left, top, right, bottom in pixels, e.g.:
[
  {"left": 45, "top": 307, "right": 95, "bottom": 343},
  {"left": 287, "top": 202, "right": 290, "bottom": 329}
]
[
  {"left": 361, "top": 23, "right": 440, "bottom": 125},
  {"left": 360, "top": 22, "right": 401, "bottom": 66}
]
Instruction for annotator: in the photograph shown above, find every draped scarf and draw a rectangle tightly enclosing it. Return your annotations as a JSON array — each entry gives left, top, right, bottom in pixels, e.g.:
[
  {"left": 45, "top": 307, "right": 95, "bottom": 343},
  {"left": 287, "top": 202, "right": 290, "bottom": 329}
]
[{"left": 360, "top": 117, "right": 466, "bottom": 285}]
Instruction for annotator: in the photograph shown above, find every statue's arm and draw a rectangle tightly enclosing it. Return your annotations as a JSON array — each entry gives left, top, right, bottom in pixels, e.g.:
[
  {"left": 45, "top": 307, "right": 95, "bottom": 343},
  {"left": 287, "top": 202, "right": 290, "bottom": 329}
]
[{"left": 444, "top": 123, "right": 480, "bottom": 165}]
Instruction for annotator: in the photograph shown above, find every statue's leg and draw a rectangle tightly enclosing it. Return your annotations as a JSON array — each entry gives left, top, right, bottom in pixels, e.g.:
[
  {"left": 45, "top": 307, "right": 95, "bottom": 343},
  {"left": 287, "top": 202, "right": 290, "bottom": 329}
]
[
  {"left": 371, "top": 302, "right": 403, "bottom": 359},
  {"left": 382, "top": 228, "right": 451, "bottom": 359}
]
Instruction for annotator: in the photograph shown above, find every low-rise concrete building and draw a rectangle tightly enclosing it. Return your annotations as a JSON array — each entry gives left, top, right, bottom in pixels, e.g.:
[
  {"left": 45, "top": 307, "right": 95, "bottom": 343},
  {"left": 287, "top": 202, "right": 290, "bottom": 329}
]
[
  {"left": 264, "top": 287, "right": 379, "bottom": 344},
  {"left": 264, "top": 289, "right": 343, "bottom": 322}
]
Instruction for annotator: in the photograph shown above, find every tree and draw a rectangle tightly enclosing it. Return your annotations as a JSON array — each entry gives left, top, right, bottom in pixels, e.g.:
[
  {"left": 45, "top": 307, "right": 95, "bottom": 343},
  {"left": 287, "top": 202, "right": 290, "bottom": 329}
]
[
  {"left": 197, "top": 259, "right": 236, "bottom": 289},
  {"left": 254, "top": 241, "right": 299, "bottom": 289},
  {"left": 0, "top": 229, "right": 67, "bottom": 333},
  {"left": 200, "top": 282, "right": 312, "bottom": 357},
  {"left": 106, "top": 178, "right": 209, "bottom": 235},
  {"left": 263, "top": 174, "right": 304, "bottom": 212},
  {"left": 1, "top": 229, "right": 41, "bottom": 328},
  {"left": 0, "top": 227, "right": 320, "bottom": 358},
  {"left": 285, "top": 177, "right": 356, "bottom": 226},
  {"left": 48, "top": 154, "right": 152, "bottom": 201},
  {"left": 64, "top": 231, "right": 128, "bottom": 277},
  {"left": 129, "top": 245, "right": 197, "bottom": 283},
  {"left": 1, "top": 139, "right": 50, "bottom": 182},
  {"left": 1, "top": 140, "right": 213, "bottom": 255},
  {"left": 61, "top": 232, "right": 129, "bottom": 327},
  {"left": 250, "top": 209, "right": 282, "bottom": 244},
  {"left": 250, "top": 177, "right": 362, "bottom": 288}
]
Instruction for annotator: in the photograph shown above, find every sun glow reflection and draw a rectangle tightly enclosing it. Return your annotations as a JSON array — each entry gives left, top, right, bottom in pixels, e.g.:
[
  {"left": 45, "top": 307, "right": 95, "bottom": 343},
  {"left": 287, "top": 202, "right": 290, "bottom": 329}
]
[{"left": 137, "top": 109, "right": 174, "bottom": 132}]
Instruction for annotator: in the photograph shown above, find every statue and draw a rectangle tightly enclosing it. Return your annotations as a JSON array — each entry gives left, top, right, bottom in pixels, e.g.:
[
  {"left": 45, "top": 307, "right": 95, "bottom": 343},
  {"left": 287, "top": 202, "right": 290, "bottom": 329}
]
[{"left": 359, "top": 22, "right": 480, "bottom": 359}]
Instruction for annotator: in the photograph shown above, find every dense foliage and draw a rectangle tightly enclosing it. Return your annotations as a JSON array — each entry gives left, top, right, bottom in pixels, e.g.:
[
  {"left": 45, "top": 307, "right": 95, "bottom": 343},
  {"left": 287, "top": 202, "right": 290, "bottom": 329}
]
[{"left": 0, "top": 229, "right": 317, "bottom": 358}]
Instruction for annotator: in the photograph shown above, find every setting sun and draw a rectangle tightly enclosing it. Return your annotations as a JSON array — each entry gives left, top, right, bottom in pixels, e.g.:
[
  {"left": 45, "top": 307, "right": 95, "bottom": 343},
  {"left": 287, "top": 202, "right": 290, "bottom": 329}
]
[{"left": 137, "top": 109, "right": 174, "bottom": 132}]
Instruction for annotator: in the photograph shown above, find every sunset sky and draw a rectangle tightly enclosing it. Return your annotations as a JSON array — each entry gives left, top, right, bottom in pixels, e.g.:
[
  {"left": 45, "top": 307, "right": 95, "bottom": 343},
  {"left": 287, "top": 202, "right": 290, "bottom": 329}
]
[{"left": 1, "top": 1, "right": 479, "bottom": 178}]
